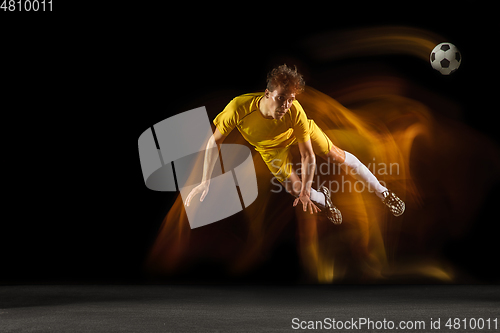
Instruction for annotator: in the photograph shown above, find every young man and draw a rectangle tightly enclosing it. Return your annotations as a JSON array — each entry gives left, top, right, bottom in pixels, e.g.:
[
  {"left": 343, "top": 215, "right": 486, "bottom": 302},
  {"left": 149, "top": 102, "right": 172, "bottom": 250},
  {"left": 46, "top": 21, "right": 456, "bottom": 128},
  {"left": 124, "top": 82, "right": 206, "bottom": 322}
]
[{"left": 184, "top": 65, "right": 405, "bottom": 223}]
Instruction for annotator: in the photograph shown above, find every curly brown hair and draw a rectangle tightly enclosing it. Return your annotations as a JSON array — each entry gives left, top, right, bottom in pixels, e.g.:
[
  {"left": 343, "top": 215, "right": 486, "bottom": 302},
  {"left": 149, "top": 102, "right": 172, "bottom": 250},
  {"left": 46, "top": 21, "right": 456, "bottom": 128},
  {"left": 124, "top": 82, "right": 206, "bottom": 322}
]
[{"left": 266, "top": 64, "right": 305, "bottom": 95}]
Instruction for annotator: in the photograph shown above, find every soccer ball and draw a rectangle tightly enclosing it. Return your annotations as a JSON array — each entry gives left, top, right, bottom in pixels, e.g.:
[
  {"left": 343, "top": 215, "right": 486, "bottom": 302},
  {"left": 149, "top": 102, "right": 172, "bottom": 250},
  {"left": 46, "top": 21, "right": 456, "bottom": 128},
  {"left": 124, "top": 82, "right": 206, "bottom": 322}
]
[{"left": 430, "top": 42, "right": 461, "bottom": 75}]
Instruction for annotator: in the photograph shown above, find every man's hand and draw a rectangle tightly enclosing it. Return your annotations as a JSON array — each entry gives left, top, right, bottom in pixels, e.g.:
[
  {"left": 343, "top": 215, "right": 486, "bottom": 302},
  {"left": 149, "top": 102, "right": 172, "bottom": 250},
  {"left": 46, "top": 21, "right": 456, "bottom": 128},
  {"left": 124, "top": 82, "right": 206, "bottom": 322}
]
[
  {"left": 184, "top": 181, "right": 210, "bottom": 207},
  {"left": 293, "top": 192, "right": 321, "bottom": 214}
]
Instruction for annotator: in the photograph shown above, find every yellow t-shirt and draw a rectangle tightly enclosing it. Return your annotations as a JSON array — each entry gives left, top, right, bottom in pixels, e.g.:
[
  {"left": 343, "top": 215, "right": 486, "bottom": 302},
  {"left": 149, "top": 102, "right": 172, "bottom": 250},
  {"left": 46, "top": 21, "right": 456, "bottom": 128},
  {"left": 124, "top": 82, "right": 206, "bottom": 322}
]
[{"left": 213, "top": 92, "right": 310, "bottom": 153}]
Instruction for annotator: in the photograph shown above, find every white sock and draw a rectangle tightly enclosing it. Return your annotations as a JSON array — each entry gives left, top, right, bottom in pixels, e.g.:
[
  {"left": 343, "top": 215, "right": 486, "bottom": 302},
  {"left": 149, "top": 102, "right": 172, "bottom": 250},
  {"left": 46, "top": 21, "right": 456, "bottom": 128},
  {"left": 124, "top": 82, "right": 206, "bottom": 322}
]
[
  {"left": 310, "top": 187, "right": 326, "bottom": 206},
  {"left": 343, "top": 151, "right": 388, "bottom": 199}
]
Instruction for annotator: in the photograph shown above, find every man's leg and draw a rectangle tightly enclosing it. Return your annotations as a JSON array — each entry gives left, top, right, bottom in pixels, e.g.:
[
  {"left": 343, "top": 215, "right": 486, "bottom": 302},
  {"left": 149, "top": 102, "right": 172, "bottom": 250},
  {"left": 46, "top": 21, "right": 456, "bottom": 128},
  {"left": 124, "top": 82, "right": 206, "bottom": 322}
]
[
  {"left": 319, "top": 146, "right": 405, "bottom": 216},
  {"left": 320, "top": 148, "right": 388, "bottom": 199},
  {"left": 308, "top": 120, "right": 388, "bottom": 199},
  {"left": 308, "top": 119, "right": 405, "bottom": 216}
]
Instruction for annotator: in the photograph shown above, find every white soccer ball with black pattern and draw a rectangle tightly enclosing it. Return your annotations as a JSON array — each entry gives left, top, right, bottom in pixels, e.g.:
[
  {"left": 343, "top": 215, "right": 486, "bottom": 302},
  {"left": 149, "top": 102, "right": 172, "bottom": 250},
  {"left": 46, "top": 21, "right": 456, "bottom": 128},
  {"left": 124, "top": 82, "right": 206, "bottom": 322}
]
[{"left": 430, "top": 42, "right": 461, "bottom": 75}]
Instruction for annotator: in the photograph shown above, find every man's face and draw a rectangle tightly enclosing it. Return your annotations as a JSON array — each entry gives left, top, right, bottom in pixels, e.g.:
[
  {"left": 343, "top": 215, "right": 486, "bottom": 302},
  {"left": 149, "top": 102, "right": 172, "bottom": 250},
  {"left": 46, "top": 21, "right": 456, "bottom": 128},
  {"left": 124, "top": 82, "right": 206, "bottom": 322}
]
[{"left": 265, "top": 86, "right": 296, "bottom": 120}]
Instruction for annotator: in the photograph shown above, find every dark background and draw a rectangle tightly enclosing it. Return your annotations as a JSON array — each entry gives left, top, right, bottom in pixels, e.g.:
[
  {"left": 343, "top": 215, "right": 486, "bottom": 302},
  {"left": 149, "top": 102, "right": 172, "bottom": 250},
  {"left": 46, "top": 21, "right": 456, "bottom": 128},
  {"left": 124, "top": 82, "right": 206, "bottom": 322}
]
[{"left": 2, "top": 8, "right": 499, "bottom": 284}]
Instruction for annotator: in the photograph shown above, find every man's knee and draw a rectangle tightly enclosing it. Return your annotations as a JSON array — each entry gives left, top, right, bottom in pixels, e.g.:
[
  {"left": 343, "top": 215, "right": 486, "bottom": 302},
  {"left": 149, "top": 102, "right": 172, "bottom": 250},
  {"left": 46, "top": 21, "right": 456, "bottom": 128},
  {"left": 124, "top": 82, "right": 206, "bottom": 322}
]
[{"left": 322, "top": 146, "right": 346, "bottom": 164}]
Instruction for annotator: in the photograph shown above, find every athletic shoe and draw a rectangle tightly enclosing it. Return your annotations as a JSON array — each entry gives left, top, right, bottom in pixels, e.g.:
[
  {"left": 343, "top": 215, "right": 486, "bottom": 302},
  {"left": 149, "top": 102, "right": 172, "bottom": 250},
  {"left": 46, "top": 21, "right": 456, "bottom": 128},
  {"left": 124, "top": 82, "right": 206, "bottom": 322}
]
[
  {"left": 318, "top": 185, "right": 342, "bottom": 224},
  {"left": 381, "top": 190, "right": 405, "bottom": 216}
]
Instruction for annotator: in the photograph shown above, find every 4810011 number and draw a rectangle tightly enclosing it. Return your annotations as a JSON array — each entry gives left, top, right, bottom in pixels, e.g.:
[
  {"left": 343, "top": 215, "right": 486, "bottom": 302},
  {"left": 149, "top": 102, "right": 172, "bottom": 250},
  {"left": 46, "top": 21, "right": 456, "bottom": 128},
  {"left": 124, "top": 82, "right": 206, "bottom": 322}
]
[
  {"left": 445, "top": 318, "right": 498, "bottom": 330},
  {"left": 1, "top": 0, "right": 52, "bottom": 11}
]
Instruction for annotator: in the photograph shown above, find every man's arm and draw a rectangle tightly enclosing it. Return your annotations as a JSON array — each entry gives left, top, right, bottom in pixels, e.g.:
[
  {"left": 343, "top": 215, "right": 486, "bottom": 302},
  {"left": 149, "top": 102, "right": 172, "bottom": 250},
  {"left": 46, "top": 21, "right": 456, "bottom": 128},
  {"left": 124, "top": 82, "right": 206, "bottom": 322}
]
[
  {"left": 184, "top": 127, "right": 226, "bottom": 206},
  {"left": 293, "top": 139, "right": 320, "bottom": 213},
  {"left": 200, "top": 127, "right": 226, "bottom": 183}
]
